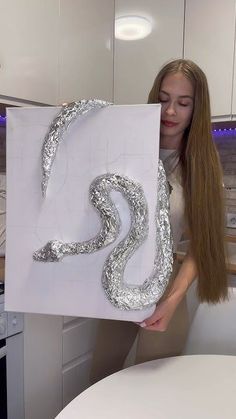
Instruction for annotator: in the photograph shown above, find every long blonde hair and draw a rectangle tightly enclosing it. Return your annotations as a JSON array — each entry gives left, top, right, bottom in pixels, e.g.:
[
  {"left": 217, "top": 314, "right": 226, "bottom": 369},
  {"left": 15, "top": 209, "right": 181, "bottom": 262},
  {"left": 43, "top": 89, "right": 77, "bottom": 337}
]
[{"left": 148, "top": 59, "right": 228, "bottom": 303}]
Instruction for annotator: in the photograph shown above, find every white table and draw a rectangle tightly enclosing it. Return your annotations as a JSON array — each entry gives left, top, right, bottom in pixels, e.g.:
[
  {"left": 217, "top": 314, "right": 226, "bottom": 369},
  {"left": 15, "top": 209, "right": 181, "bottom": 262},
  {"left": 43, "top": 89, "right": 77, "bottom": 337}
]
[{"left": 56, "top": 355, "right": 236, "bottom": 419}]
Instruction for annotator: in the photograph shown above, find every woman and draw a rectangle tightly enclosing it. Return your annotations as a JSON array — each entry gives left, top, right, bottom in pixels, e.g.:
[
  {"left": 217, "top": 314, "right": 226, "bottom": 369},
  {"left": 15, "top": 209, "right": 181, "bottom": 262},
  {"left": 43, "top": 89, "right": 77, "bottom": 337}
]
[{"left": 90, "top": 59, "right": 228, "bottom": 381}]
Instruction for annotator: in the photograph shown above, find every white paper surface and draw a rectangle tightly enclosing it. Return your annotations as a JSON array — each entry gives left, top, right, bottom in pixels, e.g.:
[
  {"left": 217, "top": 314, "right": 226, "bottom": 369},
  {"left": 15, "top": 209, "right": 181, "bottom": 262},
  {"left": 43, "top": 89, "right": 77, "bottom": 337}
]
[{"left": 5, "top": 104, "right": 161, "bottom": 321}]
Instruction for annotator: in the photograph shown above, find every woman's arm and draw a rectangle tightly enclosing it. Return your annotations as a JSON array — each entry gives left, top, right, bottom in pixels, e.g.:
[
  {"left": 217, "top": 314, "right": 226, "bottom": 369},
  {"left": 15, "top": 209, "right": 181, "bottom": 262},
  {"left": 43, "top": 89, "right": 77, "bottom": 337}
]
[{"left": 140, "top": 247, "right": 198, "bottom": 331}]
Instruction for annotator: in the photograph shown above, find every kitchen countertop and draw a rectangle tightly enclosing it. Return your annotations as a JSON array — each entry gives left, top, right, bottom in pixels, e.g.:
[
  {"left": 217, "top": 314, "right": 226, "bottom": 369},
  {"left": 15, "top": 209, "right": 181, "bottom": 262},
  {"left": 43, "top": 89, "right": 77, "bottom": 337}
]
[
  {"left": 225, "top": 230, "right": 236, "bottom": 243},
  {"left": 176, "top": 236, "right": 236, "bottom": 274}
]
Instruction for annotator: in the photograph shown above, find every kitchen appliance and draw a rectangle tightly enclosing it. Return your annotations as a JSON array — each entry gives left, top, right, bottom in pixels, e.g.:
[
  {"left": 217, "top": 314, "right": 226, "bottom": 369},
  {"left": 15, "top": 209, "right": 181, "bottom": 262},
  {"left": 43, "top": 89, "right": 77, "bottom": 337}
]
[{"left": 0, "top": 288, "right": 24, "bottom": 419}]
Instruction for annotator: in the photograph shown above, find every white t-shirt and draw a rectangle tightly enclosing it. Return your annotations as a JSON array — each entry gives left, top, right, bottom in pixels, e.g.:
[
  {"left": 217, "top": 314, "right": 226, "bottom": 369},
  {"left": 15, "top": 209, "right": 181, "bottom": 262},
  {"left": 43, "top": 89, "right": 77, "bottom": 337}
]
[{"left": 159, "top": 149, "right": 186, "bottom": 252}]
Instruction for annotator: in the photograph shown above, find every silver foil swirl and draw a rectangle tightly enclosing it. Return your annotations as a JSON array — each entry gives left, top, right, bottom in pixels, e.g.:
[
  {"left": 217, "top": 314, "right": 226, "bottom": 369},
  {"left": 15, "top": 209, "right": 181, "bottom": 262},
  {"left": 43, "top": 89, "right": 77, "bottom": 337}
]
[
  {"left": 102, "top": 161, "right": 173, "bottom": 310},
  {"left": 33, "top": 173, "right": 146, "bottom": 261},
  {"left": 34, "top": 100, "right": 173, "bottom": 310},
  {"left": 42, "top": 99, "right": 111, "bottom": 196}
]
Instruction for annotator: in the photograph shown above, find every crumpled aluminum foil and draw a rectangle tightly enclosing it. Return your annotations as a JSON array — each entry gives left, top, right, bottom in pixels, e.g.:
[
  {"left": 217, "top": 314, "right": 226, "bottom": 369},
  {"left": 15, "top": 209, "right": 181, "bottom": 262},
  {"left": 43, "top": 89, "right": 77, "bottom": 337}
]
[
  {"left": 41, "top": 99, "right": 111, "bottom": 196},
  {"left": 34, "top": 100, "right": 173, "bottom": 310}
]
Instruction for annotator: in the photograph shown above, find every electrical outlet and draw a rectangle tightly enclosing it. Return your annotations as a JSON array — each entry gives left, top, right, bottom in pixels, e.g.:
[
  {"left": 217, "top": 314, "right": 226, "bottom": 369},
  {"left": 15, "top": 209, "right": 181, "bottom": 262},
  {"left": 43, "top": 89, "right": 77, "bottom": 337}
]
[{"left": 226, "top": 213, "right": 236, "bottom": 228}]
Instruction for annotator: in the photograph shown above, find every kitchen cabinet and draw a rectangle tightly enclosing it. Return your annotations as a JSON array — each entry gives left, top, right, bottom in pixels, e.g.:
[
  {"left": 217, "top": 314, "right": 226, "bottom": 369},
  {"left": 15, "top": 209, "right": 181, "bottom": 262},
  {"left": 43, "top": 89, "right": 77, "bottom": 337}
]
[
  {"left": 1, "top": 0, "right": 236, "bottom": 116},
  {"left": 0, "top": 0, "right": 184, "bottom": 106},
  {"left": 184, "top": 0, "right": 236, "bottom": 117},
  {"left": 0, "top": 0, "right": 59, "bottom": 104},
  {"left": 232, "top": 70, "right": 236, "bottom": 116},
  {"left": 23, "top": 314, "right": 99, "bottom": 419},
  {"left": 231, "top": 31, "right": 236, "bottom": 117},
  {"left": 0, "top": 0, "right": 114, "bottom": 105},
  {"left": 62, "top": 317, "right": 99, "bottom": 407},
  {"left": 114, "top": 0, "right": 184, "bottom": 104},
  {"left": 23, "top": 314, "right": 63, "bottom": 419},
  {"left": 58, "top": 0, "right": 114, "bottom": 104}
]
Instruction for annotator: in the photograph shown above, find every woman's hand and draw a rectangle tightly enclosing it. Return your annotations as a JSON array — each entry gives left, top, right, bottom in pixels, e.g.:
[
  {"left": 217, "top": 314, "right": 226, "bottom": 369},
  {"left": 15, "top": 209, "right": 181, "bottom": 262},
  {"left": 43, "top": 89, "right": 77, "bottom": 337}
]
[
  {"left": 138, "top": 248, "right": 197, "bottom": 332},
  {"left": 139, "top": 292, "right": 183, "bottom": 332},
  {"left": 137, "top": 248, "right": 197, "bottom": 332},
  {"left": 138, "top": 247, "right": 197, "bottom": 332}
]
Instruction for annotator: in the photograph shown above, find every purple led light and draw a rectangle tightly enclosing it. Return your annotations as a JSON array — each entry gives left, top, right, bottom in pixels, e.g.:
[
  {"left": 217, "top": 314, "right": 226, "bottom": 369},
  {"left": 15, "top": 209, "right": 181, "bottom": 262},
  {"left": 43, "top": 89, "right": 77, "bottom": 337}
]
[
  {"left": 213, "top": 128, "right": 236, "bottom": 130},
  {"left": 0, "top": 115, "right": 6, "bottom": 126},
  {"left": 212, "top": 127, "right": 236, "bottom": 137}
]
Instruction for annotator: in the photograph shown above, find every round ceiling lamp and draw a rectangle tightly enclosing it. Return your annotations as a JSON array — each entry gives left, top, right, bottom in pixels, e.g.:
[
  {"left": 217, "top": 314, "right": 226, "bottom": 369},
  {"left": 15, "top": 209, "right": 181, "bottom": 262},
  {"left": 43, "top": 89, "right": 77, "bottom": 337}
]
[{"left": 115, "top": 16, "right": 152, "bottom": 41}]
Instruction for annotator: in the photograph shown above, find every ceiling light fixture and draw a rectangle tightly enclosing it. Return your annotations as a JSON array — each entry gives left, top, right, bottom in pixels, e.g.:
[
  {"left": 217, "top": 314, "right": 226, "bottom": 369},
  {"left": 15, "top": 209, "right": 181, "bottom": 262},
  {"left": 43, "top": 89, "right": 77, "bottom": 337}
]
[{"left": 115, "top": 16, "right": 152, "bottom": 41}]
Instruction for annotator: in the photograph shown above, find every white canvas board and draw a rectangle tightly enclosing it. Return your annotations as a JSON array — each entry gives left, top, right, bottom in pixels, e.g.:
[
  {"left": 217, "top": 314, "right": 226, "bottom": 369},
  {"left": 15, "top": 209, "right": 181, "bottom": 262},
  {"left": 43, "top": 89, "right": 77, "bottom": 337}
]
[{"left": 5, "top": 104, "right": 161, "bottom": 322}]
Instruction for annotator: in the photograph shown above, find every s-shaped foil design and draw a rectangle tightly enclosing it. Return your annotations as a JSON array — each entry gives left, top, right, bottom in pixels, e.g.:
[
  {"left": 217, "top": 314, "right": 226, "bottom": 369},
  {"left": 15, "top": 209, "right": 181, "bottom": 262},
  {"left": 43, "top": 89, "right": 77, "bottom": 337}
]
[{"left": 34, "top": 100, "right": 173, "bottom": 310}]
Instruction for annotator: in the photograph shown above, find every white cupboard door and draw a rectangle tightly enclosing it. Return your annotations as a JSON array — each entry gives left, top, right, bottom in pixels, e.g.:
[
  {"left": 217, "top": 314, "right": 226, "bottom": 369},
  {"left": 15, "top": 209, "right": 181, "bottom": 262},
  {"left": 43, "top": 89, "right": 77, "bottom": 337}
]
[
  {"left": 184, "top": 0, "right": 236, "bottom": 117},
  {"left": 233, "top": 67, "right": 236, "bottom": 116},
  {"left": 63, "top": 354, "right": 93, "bottom": 407},
  {"left": 231, "top": 23, "right": 236, "bottom": 117},
  {"left": 114, "top": 0, "right": 184, "bottom": 104},
  {"left": 59, "top": 0, "right": 114, "bottom": 104},
  {"left": 62, "top": 318, "right": 99, "bottom": 406},
  {"left": 24, "top": 314, "right": 63, "bottom": 419},
  {"left": 63, "top": 318, "right": 99, "bottom": 365},
  {"left": 0, "top": 0, "right": 59, "bottom": 104}
]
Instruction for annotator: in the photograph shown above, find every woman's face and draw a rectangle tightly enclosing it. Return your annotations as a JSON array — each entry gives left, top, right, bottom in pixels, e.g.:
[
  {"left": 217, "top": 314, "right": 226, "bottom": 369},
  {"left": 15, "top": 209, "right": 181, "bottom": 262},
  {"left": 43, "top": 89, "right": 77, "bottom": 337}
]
[{"left": 159, "top": 72, "right": 194, "bottom": 148}]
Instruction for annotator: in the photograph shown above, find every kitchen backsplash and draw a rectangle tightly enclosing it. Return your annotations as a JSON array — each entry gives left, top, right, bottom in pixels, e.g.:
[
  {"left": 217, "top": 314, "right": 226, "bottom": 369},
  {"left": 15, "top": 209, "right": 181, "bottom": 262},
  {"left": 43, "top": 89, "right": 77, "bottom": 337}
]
[{"left": 213, "top": 127, "right": 236, "bottom": 234}]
